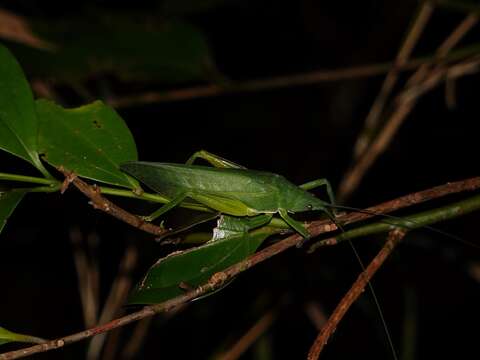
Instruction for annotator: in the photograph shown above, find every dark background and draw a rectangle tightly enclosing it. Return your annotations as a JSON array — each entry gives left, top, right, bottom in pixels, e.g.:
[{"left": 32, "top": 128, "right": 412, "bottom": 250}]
[{"left": 0, "top": 1, "right": 479, "bottom": 359}]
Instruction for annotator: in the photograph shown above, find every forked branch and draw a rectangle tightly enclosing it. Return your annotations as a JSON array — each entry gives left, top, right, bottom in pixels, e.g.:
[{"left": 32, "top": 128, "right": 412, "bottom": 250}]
[{"left": 58, "top": 167, "right": 167, "bottom": 236}]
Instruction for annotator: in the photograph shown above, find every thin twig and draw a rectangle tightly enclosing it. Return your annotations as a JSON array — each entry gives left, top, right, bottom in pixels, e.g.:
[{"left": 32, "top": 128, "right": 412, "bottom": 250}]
[
  {"left": 333, "top": 176, "right": 480, "bottom": 227},
  {"left": 338, "top": 55, "right": 480, "bottom": 201},
  {"left": 100, "top": 328, "right": 121, "bottom": 360},
  {"left": 218, "top": 310, "right": 276, "bottom": 360},
  {"left": 70, "top": 228, "right": 98, "bottom": 328},
  {"left": 310, "top": 192, "right": 480, "bottom": 254},
  {"left": 352, "top": 2, "right": 434, "bottom": 158},
  {"left": 121, "top": 318, "right": 153, "bottom": 359},
  {"left": 105, "top": 51, "right": 476, "bottom": 108},
  {"left": 87, "top": 245, "right": 138, "bottom": 360},
  {"left": 339, "top": 12, "right": 478, "bottom": 201},
  {"left": 307, "top": 229, "right": 407, "bottom": 360},
  {"left": 305, "top": 302, "right": 328, "bottom": 331},
  {"left": 444, "top": 76, "right": 457, "bottom": 109},
  {"left": 58, "top": 167, "right": 167, "bottom": 236},
  {"left": 1, "top": 178, "right": 479, "bottom": 359},
  {"left": 407, "top": 13, "right": 478, "bottom": 86}
]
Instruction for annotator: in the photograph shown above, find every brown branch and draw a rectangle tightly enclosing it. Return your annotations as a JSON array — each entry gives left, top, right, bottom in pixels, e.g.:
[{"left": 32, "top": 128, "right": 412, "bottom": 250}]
[
  {"left": 121, "top": 317, "right": 153, "bottom": 359},
  {"left": 339, "top": 12, "right": 478, "bottom": 201},
  {"left": 1, "top": 177, "right": 479, "bottom": 359},
  {"left": 218, "top": 309, "right": 276, "bottom": 360},
  {"left": 333, "top": 176, "right": 480, "bottom": 227},
  {"left": 305, "top": 302, "right": 328, "bottom": 331},
  {"left": 337, "top": 56, "right": 480, "bottom": 201},
  {"left": 352, "top": 2, "right": 434, "bottom": 159},
  {"left": 58, "top": 167, "right": 167, "bottom": 236},
  {"left": 107, "top": 55, "right": 459, "bottom": 108},
  {"left": 407, "top": 13, "right": 478, "bottom": 86},
  {"left": 69, "top": 228, "right": 98, "bottom": 328},
  {"left": 307, "top": 229, "right": 407, "bottom": 360},
  {"left": 87, "top": 245, "right": 138, "bottom": 359}
]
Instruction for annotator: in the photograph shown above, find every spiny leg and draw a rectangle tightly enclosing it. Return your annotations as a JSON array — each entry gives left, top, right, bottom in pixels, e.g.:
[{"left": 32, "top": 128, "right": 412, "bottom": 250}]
[
  {"left": 278, "top": 208, "right": 310, "bottom": 239},
  {"left": 143, "top": 192, "right": 189, "bottom": 222},
  {"left": 186, "top": 150, "right": 246, "bottom": 169}
]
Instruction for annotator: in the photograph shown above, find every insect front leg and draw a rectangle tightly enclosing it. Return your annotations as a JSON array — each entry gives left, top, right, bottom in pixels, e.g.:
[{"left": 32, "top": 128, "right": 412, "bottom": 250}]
[
  {"left": 278, "top": 208, "right": 310, "bottom": 239},
  {"left": 186, "top": 150, "right": 246, "bottom": 169},
  {"left": 143, "top": 192, "right": 190, "bottom": 222}
]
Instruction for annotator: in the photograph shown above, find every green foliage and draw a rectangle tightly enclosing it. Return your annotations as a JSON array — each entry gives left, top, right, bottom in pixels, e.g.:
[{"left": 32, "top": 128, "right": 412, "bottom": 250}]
[
  {"left": 0, "top": 191, "right": 25, "bottom": 234},
  {"left": 10, "top": 19, "right": 217, "bottom": 84},
  {"left": 0, "top": 44, "right": 46, "bottom": 175},
  {"left": 0, "top": 326, "right": 44, "bottom": 346},
  {"left": 36, "top": 100, "right": 138, "bottom": 188},
  {"left": 129, "top": 215, "right": 278, "bottom": 304},
  {"left": 0, "top": 43, "right": 140, "bottom": 235}
]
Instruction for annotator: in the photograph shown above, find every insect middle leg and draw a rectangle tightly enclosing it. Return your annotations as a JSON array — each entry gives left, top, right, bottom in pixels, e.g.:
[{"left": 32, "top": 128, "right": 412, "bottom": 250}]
[{"left": 278, "top": 208, "right": 311, "bottom": 239}]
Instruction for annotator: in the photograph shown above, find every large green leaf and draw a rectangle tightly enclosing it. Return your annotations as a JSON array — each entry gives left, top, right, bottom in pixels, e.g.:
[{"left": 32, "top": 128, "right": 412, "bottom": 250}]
[
  {"left": 37, "top": 99, "right": 138, "bottom": 189},
  {"left": 0, "top": 326, "right": 44, "bottom": 346},
  {"left": 129, "top": 215, "right": 277, "bottom": 304},
  {"left": 10, "top": 19, "right": 217, "bottom": 84},
  {"left": 0, "top": 44, "right": 44, "bottom": 171},
  {"left": 0, "top": 191, "right": 25, "bottom": 234}
]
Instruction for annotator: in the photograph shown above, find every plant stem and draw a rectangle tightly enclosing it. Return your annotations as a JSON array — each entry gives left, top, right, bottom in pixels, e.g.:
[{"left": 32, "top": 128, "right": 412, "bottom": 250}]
[
  {"left": 0, "top": 172, "right": 57, "bottom": 186},
  {"left": 309, "top": 192, "right": 480, "bottom": 252},
  {"left": 0, "top": 171, "right": 210, "bottom": 212},
  {"left": 98, "top": 187, "right": 210, "bottom": 212}
]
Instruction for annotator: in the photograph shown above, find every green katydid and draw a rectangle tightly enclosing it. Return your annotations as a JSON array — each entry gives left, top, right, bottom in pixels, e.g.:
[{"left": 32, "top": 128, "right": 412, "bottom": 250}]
[
  {"left": 120, "top": 150, "right": 463, "bottom": 243},
  {"left": 120, "top": 150, "right": 337, "bottom": 239}
]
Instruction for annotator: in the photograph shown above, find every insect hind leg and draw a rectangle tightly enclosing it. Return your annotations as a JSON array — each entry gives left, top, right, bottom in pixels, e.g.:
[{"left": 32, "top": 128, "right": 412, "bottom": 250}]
[{"left": 186, "top": 150, "right": 246, "bottom": 169}]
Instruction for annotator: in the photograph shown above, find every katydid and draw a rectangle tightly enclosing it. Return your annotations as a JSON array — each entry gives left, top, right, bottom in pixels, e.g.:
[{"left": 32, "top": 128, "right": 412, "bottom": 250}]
[
  {"left": 120, "top": 150, "right": 464, "bottom": 243},
  {"left": 120, "top": 150, "right": 337, "bottom": 239}
]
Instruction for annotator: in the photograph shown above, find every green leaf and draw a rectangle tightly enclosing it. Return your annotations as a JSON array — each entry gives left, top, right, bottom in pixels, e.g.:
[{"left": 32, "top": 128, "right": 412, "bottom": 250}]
[
  {"left": 0, "top": 44, "right": 45, "bottom": 173},
  {"left": 129, "top": 215, "right": 277, "bottom": 305},
  {"left": 11, "top": 19, "right": 217, "bottom": 84},
  {"left": 36, "top": 99, "right": 138, "bottom": 189},
  {"left": 0, "top": 191, "right": 25, "bottom": 234},
  {"left": 0, "top": 326, "right": 45, "bottom": 346}
]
